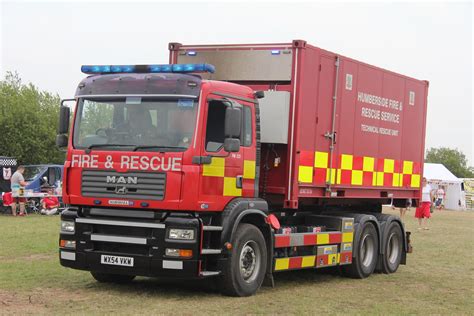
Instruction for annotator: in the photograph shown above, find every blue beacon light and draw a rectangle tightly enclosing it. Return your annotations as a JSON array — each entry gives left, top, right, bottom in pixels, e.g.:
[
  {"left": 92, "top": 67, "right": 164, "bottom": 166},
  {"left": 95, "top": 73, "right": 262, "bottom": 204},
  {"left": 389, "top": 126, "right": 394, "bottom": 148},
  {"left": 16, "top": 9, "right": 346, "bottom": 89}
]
[{"left": 81, "top": 63, "right": 215, "bottom": 74}]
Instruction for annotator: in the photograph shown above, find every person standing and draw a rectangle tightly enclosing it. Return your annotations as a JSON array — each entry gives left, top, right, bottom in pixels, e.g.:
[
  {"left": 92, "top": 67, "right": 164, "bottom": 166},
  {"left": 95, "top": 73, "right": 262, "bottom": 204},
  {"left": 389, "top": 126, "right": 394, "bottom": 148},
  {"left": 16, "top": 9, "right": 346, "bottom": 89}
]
[
  {"left": 10, "top": 166, "right": 28, "bottom": 216},
  {"left": 435, "top": 186, "right": 446, "bottom": 210},
  {"left": 396, "top": 199, "right": 412, "bottom": 221},
  {"left": 415, "top": 177, "right": 433, "bottom": 230}
]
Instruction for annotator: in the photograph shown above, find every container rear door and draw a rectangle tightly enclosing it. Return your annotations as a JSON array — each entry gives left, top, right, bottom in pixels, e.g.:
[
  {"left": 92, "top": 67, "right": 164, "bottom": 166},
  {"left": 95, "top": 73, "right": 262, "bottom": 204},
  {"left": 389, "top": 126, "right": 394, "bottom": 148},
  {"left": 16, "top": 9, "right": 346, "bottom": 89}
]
[{"left": 313, "top": 55, "right": 337, "bottom": 186}]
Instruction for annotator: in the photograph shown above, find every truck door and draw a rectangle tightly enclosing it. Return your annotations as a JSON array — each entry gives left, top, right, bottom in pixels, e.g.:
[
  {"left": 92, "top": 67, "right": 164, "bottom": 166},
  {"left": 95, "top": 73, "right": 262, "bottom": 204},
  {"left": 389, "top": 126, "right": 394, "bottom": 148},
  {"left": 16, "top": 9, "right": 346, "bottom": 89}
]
[
  {"left": 315, "top": 55, "right": 338, "bottom": 186},
  {"left": 199, "top": 96, "right": 256, "bottom": 210}
]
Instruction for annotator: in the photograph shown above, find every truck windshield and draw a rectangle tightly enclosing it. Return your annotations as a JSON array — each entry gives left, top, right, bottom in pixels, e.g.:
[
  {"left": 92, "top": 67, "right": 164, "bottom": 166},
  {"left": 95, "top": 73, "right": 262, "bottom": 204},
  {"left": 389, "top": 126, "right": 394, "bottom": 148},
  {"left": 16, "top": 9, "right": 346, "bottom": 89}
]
[
  {"left": 24, "top": 166, "right": 47, "bottom": 181},
  {"left": 73, "top": 97, "right": 198, "bottom": 151}
]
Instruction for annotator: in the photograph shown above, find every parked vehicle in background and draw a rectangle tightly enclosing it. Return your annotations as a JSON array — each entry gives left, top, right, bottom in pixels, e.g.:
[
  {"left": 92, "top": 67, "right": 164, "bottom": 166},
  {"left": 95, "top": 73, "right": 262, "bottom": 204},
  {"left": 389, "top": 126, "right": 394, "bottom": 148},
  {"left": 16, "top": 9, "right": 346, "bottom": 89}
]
[
  {"left": 24, "top": 164, "right": 63, "bottom": 192},
  {"left": 57, "top": 40, "right": 428, "bottom": 296}
]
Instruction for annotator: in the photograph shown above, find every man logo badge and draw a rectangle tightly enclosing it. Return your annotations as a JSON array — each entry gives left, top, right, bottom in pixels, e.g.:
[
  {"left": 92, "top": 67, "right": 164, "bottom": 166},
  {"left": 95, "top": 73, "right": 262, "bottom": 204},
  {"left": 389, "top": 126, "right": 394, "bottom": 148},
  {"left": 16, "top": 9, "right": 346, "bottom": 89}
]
[{"left": 106, "top": 176, "right": 138, "bottom": 184}]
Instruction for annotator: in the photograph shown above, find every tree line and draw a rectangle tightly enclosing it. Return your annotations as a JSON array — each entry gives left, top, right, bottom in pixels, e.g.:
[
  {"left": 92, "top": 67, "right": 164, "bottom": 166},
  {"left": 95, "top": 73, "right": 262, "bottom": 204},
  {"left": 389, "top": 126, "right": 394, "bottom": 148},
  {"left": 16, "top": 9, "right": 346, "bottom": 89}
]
[
  {"left": 0, "top": 72, "right": 472, "bottom": 178},
  {"left": 0, "top": 72, "right": 64, "bottom": 165},
  {"left": 425, "top": 147, "right": 473, "bottom": 178}
]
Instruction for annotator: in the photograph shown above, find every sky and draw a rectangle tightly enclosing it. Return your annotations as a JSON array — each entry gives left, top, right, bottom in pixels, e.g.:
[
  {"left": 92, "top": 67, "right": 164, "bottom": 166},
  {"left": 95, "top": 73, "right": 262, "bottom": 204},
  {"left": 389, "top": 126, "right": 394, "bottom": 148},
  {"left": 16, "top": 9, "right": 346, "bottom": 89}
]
[{"left": 1, "top": 0, "right": 473, "bottom": 164}]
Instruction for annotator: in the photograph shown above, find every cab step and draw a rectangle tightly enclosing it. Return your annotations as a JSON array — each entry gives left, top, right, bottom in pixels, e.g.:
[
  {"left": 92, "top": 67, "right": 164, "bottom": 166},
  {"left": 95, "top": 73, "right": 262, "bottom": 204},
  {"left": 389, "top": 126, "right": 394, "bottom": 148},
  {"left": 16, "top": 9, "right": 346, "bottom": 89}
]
[
  {"left": 201, "top": 249, "right": 222, "bottom": 255},
  {"left": 200, "top": 271, "right": 221, "bottom": 277},
  {"left": 203, "top": 226, "right": 223, "bottom": 231}
]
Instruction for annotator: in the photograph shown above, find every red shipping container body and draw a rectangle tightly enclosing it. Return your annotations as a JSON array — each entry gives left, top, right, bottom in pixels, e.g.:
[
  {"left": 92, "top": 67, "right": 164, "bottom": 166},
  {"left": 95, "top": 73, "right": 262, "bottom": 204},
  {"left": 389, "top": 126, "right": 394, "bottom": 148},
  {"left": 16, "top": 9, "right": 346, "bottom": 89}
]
[{"left": 170, "top": 40, "right": 429, "bottom": 209}]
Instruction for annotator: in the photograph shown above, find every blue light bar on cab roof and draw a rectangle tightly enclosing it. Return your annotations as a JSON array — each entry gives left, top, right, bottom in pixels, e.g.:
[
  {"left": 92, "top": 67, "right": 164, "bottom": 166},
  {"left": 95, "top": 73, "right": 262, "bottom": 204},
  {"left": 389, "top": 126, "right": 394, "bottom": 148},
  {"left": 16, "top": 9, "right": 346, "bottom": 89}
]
[{"left": 81, "top": 63, "right": 215, "bottom": 74}]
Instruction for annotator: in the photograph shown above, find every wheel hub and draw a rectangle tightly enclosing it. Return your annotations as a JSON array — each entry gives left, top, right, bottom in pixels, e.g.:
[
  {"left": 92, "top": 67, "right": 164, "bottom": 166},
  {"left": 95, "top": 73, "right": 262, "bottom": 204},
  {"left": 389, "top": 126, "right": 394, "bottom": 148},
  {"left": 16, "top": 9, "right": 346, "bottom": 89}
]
[
  {"left": 361, "top": 234, "right": 375, "bottom": 268},
  {"left": 387, "top": 232, "right": 400, "bottom": 264},
  {"left": 239, "top": 241, "right": 260, "bottom": 283}
]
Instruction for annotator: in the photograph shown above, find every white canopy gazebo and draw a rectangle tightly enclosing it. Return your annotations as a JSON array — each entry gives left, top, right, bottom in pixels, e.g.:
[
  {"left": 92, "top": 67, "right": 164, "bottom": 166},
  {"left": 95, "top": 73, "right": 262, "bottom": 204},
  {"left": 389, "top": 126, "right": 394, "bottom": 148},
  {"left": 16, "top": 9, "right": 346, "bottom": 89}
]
[{"left": 423, "top": 163, "right": 465, "bottom": 210}]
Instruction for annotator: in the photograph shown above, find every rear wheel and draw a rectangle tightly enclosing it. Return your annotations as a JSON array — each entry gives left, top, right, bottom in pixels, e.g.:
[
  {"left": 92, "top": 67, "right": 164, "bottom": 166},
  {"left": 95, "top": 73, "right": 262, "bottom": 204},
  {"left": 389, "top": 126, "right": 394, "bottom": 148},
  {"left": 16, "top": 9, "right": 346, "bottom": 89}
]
[
  {"left": 219, "top": 223, "right": 267, "bottom": 297},
  {"left": 342, "top": 221, "right": 379, "bottom": 278},
  {"left": 380, "top": 222, "right": 403, "bottom": 274},
  {"left": 90, "top": 272, "right": 135, "bottom": 284}
]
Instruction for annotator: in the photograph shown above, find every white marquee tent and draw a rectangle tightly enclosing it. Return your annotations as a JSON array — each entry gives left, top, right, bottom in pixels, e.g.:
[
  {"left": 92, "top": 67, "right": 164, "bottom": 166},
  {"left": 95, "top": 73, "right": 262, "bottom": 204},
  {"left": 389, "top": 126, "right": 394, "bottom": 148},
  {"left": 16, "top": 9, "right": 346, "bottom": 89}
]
[{"left": 423, "top": 163, "right": 466, "bottom": 210}]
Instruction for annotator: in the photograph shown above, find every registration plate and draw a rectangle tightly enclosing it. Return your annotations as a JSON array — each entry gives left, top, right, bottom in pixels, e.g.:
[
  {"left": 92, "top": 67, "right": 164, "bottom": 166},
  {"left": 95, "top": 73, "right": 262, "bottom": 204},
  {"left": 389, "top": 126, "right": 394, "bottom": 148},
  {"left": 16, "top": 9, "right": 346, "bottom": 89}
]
[{"left": 100, "top": 255, "right": 134, "bottom": 267}]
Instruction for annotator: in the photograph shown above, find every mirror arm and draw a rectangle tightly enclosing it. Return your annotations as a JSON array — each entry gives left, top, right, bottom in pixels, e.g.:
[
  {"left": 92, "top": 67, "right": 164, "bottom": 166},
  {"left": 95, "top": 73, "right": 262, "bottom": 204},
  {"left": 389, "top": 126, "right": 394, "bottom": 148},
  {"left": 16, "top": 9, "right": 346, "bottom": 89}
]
[{"left": 60, "top": 98, "right": 76, "bottom": 107}]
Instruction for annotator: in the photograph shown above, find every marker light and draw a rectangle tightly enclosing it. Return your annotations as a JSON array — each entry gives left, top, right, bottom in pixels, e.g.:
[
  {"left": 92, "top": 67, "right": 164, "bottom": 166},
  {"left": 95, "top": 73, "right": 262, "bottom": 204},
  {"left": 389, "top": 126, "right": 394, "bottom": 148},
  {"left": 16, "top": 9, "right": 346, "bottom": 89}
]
[
  {"left": 271, "top": 50, "right": 281, "bottom": 55},
  {"left": 60, "top": 239, "right": 76, "bottom": 249},
  {"left": 187, "top": 51, "right": 197, "bottom": 56},
  {"left": 81, "top": 63, "right": 215, "bottom": 74},
  {"left": 165, "top": 248, "right": 193, "bottom": 258}
]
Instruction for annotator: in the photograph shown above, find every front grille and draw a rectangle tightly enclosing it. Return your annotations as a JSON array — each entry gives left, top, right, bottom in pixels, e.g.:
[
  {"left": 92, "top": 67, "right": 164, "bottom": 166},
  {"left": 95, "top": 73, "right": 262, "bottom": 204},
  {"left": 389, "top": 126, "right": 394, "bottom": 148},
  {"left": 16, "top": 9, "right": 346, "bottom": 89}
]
[{"left": 82, "top": 170, "right": 166, "bottom": 201}]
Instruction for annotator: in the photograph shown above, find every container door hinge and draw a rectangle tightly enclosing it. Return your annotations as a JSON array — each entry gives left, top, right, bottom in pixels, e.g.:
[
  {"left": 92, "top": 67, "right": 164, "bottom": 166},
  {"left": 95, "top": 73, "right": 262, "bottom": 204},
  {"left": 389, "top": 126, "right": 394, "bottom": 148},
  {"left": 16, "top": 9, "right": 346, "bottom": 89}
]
[{"left": 324, "top": 131, "right": 337, "bottom": 146}]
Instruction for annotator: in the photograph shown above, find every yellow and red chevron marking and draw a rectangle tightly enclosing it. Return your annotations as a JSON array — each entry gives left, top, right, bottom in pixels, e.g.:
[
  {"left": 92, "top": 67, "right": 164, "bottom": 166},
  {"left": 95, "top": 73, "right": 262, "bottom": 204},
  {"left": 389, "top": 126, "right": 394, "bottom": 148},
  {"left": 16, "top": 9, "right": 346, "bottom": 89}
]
[
  {"left": 274, "top": 255, "right": 317, "bottom": 271},
  {"left": 202, "top": 157, "right": 256, "bottom": 197},
  {"left": 274, "top": 231, "right": 353, "bottom": 248},
  {"left": 274, "top": 252, "right": 353, "bottom": 271},
  {"left": 298, "top": 150, "right": 421, "bottom": 188}
]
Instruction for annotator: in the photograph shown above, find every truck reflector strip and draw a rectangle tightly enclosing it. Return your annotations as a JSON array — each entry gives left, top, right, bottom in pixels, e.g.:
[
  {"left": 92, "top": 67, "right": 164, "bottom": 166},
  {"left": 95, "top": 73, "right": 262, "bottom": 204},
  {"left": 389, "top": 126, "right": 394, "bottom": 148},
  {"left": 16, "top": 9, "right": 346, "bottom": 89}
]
[
  {"left": 298, "top": 151, "right": 421, "bottom": 188},
  {"left": 275, "top": 231, "right": 351, "bottom": 248},
  {"left": 273, "top": 216, "right": 353, "bottom": 271},
  {"left": 274, "top": 252, "right": 352, "bottom": 271}
]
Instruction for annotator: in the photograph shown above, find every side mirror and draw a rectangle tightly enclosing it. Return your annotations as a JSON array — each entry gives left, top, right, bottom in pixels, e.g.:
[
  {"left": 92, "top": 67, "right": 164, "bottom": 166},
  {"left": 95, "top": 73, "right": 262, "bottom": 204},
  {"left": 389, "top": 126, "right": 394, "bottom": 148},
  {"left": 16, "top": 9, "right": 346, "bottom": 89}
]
[
  {"left": 56, "top": 134, "right": 68, "bottom": 148},
  {"left": 224, "top": 106, "right": 242, "bottom": 138},
  {"left": 58, "top": 106, "right": 70, "bottom": 134},
  {"left": 254, "top": 91, "right": 265, "bottom": 99},
  {"left": 224, "top": 138, "right": 240, "bottom": 153}
]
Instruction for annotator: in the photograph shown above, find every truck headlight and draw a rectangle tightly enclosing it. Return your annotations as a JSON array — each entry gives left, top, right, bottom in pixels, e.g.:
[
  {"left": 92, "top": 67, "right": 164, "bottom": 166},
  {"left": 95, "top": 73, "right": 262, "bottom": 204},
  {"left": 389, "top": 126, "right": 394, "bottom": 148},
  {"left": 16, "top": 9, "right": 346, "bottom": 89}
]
[
  {"left": 167, "top": 228, "right": 195, "bottom": 240},
  {"left": 61, "top": 220, "right": 75, "bottom": 233}
]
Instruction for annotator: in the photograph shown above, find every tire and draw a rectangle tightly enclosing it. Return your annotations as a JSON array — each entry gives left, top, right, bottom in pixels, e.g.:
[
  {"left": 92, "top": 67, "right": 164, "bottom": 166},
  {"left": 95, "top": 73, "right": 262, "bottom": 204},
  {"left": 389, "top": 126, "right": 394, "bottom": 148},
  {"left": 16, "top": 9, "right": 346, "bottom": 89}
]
[
  {"left": 380, "top": 222, "right": 403, "bottom": 274},
  {"left": 341, "top": 221, "right": 379, "bottom": 278},
  {"left": 219, "top": 223, "right": 267, "bottom": 297},
  {"left": 90, "top": 272, "right": 136, "bottom": 284}
]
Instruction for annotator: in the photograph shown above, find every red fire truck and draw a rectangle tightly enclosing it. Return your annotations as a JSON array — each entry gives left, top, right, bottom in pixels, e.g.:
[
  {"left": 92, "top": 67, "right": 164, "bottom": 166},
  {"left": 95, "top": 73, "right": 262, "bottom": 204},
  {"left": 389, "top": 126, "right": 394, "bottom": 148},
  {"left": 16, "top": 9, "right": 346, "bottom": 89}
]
[{"left": 57, "top": 40, "right": 428, "bottom": 296}]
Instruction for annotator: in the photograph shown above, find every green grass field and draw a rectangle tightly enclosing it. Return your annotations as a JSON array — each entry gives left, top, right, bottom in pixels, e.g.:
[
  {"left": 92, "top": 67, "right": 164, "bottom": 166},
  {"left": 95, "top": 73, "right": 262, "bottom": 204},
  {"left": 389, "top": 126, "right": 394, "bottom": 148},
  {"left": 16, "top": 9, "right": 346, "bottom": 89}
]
[{"left": 1, "top": 208, "right": 473, "bottom": 315}]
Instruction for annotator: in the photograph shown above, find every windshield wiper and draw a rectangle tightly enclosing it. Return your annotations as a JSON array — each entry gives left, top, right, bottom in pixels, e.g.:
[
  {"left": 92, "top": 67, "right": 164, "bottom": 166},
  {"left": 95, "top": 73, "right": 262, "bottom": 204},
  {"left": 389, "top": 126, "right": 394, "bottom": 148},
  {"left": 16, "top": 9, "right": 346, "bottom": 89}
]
[
  {"left": 87, "top": 144, "right": 135, "bottom": 150},
  {"left": 133, "top": 145, "right": 187, "bottom": 152}
]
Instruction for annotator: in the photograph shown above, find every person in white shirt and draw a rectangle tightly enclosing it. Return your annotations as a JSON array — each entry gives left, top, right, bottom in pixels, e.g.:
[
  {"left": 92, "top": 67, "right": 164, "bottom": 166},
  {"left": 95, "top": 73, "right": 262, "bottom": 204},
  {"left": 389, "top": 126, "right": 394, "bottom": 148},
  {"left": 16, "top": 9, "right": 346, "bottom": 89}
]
[
  {"left": 10, "top": 166, "right": 28, "bottom": 216},
  {"left": 435, "top": 186, "right": 445, "bottom": 210},
  {"left": 415, "top": 177, "right": 433, "bottom": 230}
]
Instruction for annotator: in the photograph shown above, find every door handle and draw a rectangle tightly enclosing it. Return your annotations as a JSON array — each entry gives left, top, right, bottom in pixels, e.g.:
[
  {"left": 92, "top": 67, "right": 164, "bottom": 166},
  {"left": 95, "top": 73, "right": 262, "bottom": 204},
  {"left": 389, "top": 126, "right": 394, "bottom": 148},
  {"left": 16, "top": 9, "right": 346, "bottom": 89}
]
[{"left": 236, "top": 175, "right": 243, "bottom": 189}]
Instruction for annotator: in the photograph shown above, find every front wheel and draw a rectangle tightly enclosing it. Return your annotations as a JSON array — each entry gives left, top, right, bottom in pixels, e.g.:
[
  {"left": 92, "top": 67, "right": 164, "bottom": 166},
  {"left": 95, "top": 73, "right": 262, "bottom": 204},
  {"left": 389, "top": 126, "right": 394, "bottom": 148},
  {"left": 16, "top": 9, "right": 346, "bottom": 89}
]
[
  {"left": 90, "top": 272, "right": 135, "bottom": 284},
  {"left": 219, "top": 223, "right": 267, "bottom": 297},
  {"left": 341, "top": 221, "right": 379, "bottom": 278}
]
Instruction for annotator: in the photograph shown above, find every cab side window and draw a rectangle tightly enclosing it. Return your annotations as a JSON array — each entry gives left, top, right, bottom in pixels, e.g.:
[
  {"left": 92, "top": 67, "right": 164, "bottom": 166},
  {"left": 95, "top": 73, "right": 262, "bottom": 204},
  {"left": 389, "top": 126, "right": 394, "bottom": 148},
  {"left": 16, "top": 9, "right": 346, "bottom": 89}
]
[
  {"left": 205, "top": 100, "right": 226, "bottom": 152},
  {"left": 242, "top": 106, "right": 252, "bottom": 147}
]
